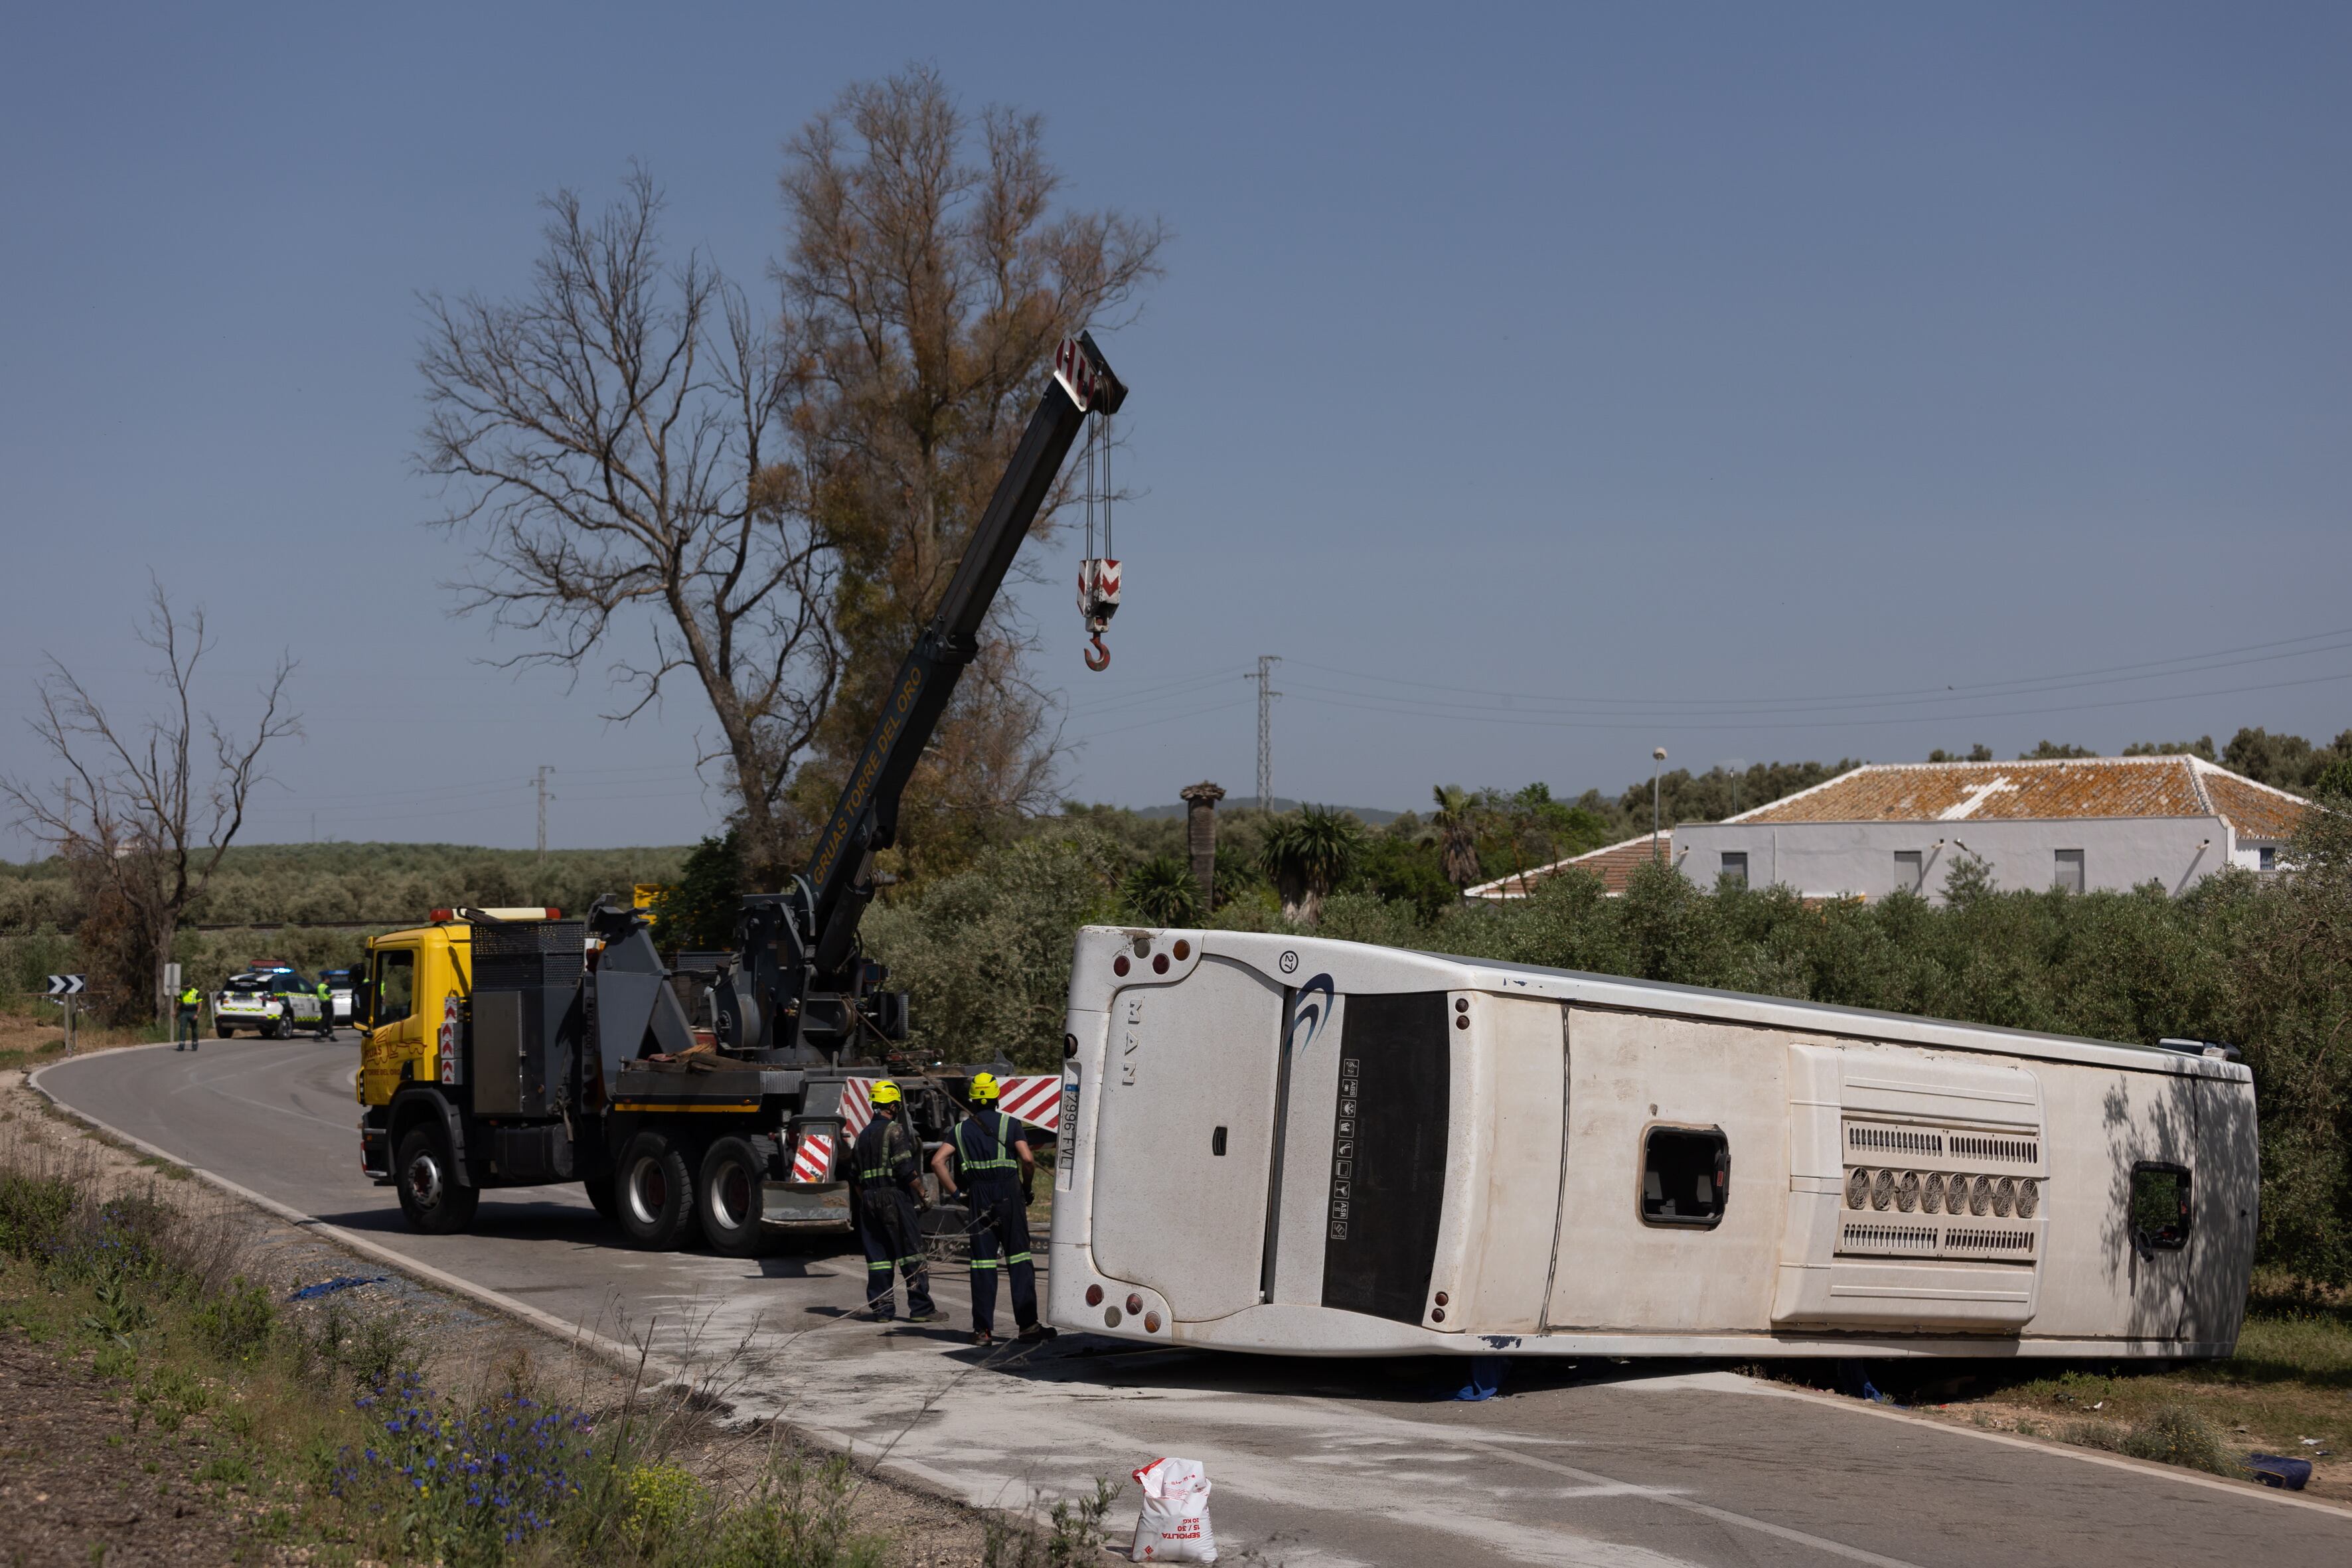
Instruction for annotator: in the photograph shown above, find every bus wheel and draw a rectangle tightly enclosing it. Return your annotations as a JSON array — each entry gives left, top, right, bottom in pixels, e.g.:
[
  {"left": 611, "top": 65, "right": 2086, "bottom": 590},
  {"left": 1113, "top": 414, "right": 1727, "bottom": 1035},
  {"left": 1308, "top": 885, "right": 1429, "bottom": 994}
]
[
  {"left": 615, "top": 1131, "right": 696, "bottom": 1250},
  {"left": 698, "top": 1137, "right": 767, "bottom": 1257},
  {"left": 394, "top": 1124, "right": 479, "bottom": 1235}
]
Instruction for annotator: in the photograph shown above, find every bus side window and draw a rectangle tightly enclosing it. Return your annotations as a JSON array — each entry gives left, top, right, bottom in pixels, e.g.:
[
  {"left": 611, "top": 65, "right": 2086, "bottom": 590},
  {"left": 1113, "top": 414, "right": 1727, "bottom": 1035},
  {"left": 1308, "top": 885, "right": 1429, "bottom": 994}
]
[
  {"left": 1640, "top": 1125, "right": 1729, "bottom": 1228},
  {"left": 374, "top": 951, "right": 416, "bottom": 1026},
  {"left": 2129, "top": 1162, "right": 2191, "bottom": 1256}
]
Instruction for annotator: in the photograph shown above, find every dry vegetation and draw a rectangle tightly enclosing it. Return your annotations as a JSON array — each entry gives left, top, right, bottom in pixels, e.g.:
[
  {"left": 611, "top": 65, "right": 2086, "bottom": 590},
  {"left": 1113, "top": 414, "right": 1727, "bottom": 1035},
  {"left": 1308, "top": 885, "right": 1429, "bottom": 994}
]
[{"left": 0, "top": 1069, "right": 1101, "bottom": 1566}]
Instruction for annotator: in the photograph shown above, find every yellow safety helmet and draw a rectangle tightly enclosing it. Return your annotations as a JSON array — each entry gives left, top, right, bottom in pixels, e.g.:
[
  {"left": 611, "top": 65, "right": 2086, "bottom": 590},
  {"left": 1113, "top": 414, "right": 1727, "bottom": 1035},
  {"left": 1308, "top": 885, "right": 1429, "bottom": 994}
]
[
  {"left": 868, "top": 1079, "right": 902, "bottom": 1106},
  {"left": 969, "top": 1071, "right": 1000, "bottom": 1102}
]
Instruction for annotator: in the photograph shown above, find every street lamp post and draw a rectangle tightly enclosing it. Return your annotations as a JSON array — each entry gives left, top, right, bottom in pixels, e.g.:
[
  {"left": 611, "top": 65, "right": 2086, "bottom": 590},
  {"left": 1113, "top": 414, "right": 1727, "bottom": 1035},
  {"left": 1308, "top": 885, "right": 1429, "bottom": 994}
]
[{"left": 1652, "top": 747, "right": 1668, "bottom": 861}]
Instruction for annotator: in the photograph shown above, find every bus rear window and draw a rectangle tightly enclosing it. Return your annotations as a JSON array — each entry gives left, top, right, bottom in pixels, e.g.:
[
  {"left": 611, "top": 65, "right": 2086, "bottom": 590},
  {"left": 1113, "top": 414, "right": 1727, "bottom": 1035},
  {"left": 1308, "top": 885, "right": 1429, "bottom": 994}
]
[{"left": 1642, "top": 1126, "right": 1729, "bottom": 1228}]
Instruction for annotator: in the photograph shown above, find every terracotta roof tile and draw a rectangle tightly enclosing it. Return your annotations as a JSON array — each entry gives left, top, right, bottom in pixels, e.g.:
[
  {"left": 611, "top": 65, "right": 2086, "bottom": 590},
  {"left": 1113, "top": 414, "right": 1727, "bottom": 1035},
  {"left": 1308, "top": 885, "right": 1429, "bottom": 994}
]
[
  {"left": 2200, "top": 768, "right": 2308, "bottom": 841},
  {"left": 1730, "top": 755, "right": 2306, "bottom": 832},
  {"left": 1468, "top": 832, "right": 1670, "bottom": 899}
]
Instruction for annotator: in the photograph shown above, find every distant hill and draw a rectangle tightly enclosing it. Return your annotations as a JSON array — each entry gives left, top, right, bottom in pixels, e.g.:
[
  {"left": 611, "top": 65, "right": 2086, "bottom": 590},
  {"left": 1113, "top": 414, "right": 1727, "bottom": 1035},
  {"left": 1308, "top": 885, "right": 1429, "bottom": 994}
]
[{"left": 1129, "top": 797, "right": 1403, "bottom": 826}]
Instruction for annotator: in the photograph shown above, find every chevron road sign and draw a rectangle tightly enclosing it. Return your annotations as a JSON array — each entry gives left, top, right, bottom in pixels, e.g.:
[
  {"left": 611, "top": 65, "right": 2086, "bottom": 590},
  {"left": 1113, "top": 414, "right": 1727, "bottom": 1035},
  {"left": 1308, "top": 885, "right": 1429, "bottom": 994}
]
[{"left": 45, "top": 974, "right": 86, "bottom": 996}]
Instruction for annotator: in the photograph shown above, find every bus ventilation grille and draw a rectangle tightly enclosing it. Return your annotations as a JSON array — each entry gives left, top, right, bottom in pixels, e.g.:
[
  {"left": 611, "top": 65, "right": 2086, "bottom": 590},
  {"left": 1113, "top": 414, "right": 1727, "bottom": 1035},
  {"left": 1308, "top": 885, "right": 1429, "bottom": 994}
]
[
  {"left": 1838, "top": 1218, "right": 2039, "bottom": 1261},
  {"left": 1845, "top": 1123, "right": 2039, "bottom": 1166}
]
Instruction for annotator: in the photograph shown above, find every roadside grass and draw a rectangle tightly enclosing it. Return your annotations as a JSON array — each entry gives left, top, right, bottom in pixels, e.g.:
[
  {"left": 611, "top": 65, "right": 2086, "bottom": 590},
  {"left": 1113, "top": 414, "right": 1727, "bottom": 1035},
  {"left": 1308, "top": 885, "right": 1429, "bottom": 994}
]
[
  {"left": 0, "top": 1004, "right": 171, "bottom": 1069},
  {"left": 1794, "top": 1280, "right": 2352, "bottom": 1493},
  {"left": 0, "top": 1124, "right": 1113, "bottom": 1565}
]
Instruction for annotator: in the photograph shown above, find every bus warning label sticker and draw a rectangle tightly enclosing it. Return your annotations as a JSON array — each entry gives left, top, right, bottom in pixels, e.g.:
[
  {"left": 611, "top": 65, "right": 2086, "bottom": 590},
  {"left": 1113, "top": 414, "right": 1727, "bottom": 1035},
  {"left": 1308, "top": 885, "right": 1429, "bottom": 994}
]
[{"left": 1330, "top": 1056, "right": 1361, "bottom": 1239}]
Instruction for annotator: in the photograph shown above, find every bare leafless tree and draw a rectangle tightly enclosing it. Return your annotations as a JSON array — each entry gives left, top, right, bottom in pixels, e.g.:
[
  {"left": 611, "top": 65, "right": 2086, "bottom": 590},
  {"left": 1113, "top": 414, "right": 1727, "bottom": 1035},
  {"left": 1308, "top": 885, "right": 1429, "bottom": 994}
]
[
  {"left": 418, "top": 169, "right": 840, "bottom": 880},
  {"left": 781, "top": 65, "right": 1164, "bottom": 875},
  {"left": 3, "top": 585, "right": 298, "bottom": 1024}
]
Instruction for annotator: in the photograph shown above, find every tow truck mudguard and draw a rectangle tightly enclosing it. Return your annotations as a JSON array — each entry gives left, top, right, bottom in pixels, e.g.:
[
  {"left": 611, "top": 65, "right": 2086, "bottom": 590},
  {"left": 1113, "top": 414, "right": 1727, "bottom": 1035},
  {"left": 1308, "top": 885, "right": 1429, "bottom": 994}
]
[{"left": 385, "top": 1088, "right": 476, "bottom": 1188}]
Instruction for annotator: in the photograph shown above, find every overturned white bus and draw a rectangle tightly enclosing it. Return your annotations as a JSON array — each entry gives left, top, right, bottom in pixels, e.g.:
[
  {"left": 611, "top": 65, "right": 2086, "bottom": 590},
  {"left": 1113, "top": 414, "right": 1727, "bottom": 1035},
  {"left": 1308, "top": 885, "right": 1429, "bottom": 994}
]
[{"left": 1048, "top": 927, "right": 2256, "bottom": 1360}]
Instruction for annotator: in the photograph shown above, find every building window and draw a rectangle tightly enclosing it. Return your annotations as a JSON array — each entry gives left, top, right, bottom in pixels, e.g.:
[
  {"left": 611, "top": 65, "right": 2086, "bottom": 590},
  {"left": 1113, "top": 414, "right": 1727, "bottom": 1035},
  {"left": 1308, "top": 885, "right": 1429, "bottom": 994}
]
[
  {"left": 2053, "top": 849, "right": 2085, "bottom": 894},
  {"left": 2129, "top": 1162, "right": 2191, "bottom": 1255},
  {"left": 1893, "top": 850, "right": 1923, "bottom": 892},
  {"left": 2259, "top": 846, "right": 2277, "bottom": 872},
  {"left": 1640, "top": 1125, "right": 1729, "bottom": 1228},
  {"left": 1720, "top": 852, "right": 1748, "bottom": 889}
]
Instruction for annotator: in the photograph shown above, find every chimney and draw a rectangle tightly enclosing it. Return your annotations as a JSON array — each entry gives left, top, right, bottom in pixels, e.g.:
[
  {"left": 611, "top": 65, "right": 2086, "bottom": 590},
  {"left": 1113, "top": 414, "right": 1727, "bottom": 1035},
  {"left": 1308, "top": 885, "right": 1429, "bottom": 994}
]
[{"left": 1179, "top": 781, "right": 1226, "bottom": 911}]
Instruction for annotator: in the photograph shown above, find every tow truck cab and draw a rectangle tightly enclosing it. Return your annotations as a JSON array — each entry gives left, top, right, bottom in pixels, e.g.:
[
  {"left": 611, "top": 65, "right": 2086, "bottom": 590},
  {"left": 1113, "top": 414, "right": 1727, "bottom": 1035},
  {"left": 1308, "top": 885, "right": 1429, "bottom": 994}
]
[{"left": 355, "top": 921, "right": 472, "bottom": 1180}]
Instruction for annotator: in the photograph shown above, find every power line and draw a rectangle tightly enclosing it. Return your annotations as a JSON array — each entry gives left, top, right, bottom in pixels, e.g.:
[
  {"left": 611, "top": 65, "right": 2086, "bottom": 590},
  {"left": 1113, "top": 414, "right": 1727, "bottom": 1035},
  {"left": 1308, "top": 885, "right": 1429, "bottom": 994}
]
[
  {"left": 1065, "top": 695, "right": 1253, "bottom": 742},
  {"left": 1287, "top": 623, "right": 2352, "bottom": 715},
  {"left": 1280, "top": 665, "right": 2352, "bottom": 734}
]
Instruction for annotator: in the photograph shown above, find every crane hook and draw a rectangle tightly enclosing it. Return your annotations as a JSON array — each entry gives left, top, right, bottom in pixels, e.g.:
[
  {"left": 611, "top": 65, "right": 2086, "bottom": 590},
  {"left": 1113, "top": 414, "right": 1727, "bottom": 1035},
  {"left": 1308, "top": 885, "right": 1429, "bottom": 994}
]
[{"left": 1084, "top": 629, "right": 1112, "bottom": 672}]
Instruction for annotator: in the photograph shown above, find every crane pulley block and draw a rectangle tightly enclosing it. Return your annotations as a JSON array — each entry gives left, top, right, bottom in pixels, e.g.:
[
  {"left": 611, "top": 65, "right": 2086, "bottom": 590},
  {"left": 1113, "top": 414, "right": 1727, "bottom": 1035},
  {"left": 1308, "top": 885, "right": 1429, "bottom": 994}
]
[{"left": 1079, "top": 557, "right": 1121, "bottom": 671}]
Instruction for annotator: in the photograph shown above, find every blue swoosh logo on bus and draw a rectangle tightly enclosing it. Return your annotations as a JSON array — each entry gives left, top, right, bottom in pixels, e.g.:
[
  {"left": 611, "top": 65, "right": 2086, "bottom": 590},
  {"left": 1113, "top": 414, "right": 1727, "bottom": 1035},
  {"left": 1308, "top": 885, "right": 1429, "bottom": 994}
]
[{"left": 1288, "top": 973, "right": 1335, "bottom": 1055}]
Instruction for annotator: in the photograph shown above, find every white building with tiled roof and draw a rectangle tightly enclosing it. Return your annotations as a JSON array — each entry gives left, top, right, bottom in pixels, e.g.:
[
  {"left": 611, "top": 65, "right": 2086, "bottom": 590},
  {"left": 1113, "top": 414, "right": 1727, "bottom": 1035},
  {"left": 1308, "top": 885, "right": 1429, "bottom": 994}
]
[
  {"left": 1468, "top": 756, "right": 2310, "bottom": 905},
  {"left": 1675, "top": 755, "right": 2307, "bottom": 902}
]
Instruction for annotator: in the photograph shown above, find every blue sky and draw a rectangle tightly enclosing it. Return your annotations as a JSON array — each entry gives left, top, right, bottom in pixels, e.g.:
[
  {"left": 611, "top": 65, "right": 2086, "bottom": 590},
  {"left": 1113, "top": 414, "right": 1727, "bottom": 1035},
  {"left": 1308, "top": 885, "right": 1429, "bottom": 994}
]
[{"left": 3, "top": 5, "right": 2347, "bottom": 854}]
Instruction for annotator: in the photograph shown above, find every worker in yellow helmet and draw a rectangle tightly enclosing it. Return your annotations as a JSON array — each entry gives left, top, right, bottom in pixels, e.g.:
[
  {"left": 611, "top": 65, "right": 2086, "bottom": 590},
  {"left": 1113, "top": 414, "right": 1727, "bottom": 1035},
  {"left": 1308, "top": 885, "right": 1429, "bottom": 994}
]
[
  {"left": 931, "top": 1071, "right": 1052, "bottom": 1347},
  {"left": 849, "top": 1080, "right": 943, "bottom": 1324}
]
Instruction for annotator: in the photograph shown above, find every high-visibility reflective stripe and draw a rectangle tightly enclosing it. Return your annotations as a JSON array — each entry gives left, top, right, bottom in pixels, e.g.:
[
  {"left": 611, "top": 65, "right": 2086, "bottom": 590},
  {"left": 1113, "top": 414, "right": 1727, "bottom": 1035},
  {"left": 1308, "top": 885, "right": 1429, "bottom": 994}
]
[
  {"left": 896, "top": 1255, "right": 923, "bottom": 1267},
  {"left": 955, "top": 1113, "right": 1020, "bottom": 1172},
  {"left": 856, "top": 1166, "right": 893, "bottom": 1181},
  {"left": 867, "top": 1261, "right": 892, "bottom": 1271},
  {"left": 1006, "top": 1253, "right": 1032, "bottom": 1265},
  {"left": 970, "top": 1259, "right": 998, "bottom": 1269}
]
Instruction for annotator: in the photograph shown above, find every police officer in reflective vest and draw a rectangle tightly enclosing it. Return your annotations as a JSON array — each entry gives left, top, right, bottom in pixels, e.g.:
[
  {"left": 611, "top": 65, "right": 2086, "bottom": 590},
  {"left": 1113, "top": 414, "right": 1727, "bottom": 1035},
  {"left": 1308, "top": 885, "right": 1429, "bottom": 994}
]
[
  {"left": 929, "top": 1072, "right": 1052, "bottom": 1347},
  {"left": 175, "top": 984, "right": 202, "bottom": 1051},
  {"left": 314, "top": 978, "right": 335, "bottom": 1040},
  {"left": 850, "top": 1081, "right": 944, "bottom": 1324}
]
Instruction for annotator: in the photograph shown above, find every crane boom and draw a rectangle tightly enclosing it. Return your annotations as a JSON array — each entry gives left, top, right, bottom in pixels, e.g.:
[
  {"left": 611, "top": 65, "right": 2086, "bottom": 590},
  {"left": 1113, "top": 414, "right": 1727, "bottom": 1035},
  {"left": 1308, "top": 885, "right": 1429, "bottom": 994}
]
[{"left": 714, "top": 333, "right": 1127, "bottom": 1059}]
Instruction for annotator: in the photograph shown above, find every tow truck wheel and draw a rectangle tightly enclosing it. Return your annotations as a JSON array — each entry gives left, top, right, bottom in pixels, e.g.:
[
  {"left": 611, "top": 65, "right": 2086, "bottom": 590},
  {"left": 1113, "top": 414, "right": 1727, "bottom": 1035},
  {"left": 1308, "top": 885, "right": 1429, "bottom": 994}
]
[
  {"left": 615, "top": 1130, "right": 696, "bottom": 1250},
  {"left": 394, "top": 1124, "right": 479, "bottom": 1235},
  {"left": 584, "top": 1178, "right": 617, "bottom": 1224},
  {"left": 697, "top": 1137, "right": 768, "bottom": 1257}
]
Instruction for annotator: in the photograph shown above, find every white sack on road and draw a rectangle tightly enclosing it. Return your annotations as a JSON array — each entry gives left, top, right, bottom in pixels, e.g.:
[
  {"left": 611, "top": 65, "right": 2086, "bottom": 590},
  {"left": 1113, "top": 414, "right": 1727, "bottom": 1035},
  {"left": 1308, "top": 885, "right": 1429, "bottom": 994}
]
[{"left": 1129, "top": 1455, "right": 1217, "bottom": 1562}]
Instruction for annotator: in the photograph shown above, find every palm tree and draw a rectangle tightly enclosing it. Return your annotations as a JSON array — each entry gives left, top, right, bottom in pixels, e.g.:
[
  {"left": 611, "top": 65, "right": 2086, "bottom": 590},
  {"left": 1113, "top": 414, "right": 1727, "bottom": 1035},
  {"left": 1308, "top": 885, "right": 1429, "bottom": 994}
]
[
  {"left": 1430, "top": 785, "right": 1481, "bottom": 894},
  {"left": 1257, "top": 805, "right": 1362, "bottom": 923},
  {"left": 1123, "top": 854, "right": 1203, "bottom": 927}
]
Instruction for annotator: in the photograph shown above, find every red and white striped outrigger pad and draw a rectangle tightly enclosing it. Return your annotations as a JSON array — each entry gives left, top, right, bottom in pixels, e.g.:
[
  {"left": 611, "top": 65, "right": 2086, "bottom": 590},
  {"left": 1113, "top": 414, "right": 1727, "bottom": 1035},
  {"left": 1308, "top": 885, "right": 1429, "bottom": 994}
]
[
  {"left": 838, "top": 1076, "right": 876, "bottom": 1137},
  {"left": 790, "top": 1133, "right": 834, "bottom": 1182},
  {"left": 996, "top": 1075, "right": 1061, "bottom": 1133},
  {"left": 836, "top": 1073, "right": 1063, "bottom": 1142}
]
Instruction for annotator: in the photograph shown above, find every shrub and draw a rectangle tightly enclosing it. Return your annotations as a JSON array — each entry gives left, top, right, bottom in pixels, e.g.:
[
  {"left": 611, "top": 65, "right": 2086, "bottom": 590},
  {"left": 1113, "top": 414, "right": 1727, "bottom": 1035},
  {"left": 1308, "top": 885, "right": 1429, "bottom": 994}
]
[
  {"left": 2071, "top": 1402, "right": 2235, "bottom": 1476},
  {"left": 333, "top": 1374, "right": 597, "bottom": 1565},
  {"left": 193, "top": 1275, "right": 275, "bottom": 1364},
  {"left": 0, "top": 1170, "right": 73, "bottom": 1260}
]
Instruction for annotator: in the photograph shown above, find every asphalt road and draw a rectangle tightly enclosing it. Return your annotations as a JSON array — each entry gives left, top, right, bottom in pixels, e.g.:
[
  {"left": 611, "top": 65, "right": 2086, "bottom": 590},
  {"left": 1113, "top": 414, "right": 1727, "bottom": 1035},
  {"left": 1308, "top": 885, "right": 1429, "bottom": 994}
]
[{"left": 40, "top": 1036, "right": 2352, "bottom": 1567}]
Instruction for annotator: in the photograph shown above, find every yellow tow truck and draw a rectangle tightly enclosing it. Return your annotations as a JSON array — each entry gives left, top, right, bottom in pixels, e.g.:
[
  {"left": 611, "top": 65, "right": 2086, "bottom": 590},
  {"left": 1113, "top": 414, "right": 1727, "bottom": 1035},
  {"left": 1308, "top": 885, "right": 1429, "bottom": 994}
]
[{"left": 351, "top": 333, "right": 1121, "bottom": 1253}]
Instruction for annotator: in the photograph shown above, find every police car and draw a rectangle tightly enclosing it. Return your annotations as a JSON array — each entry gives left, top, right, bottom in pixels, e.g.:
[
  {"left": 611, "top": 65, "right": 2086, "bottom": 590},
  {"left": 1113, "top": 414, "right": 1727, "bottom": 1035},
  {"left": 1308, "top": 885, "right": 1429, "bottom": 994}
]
[{"left": 212, "top": 965, "right": 323, "bottom": 1039}]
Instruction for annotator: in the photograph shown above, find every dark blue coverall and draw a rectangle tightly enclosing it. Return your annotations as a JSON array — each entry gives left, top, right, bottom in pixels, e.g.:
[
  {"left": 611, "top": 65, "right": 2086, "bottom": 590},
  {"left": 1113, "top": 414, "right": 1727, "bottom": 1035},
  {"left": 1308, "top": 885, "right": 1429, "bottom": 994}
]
[
  {"left": 951, "top": 1110, "right": 1039, "bottom": 1338},
  {"left": 851, "top": 1111, "right": 937, "bottom": 1320}
]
